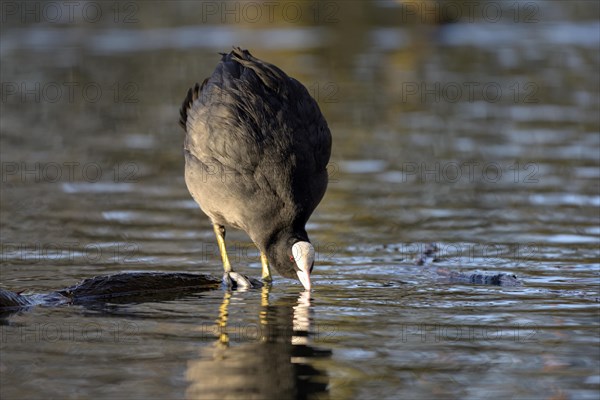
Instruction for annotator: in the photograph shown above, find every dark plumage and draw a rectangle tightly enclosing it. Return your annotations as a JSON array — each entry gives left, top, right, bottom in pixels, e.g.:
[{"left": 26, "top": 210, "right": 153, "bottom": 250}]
[{"left": 179, "top": 47, "right": 332, "bottom": 290}]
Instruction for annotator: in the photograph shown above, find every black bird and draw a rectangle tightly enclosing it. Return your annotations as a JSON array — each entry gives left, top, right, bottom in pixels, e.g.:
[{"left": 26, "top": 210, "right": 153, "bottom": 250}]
[{"left": 179, "top": 48, "right": 332, "bottom": 290}]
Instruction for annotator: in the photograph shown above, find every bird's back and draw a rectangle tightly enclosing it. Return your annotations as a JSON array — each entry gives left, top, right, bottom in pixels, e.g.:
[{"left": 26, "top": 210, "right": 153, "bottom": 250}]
[{"left": 180, "top": 48, "right": 331, "bottom": 243}]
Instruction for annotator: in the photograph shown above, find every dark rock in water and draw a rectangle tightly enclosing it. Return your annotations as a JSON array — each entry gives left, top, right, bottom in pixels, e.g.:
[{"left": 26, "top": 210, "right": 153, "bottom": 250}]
[
  {"left": 0, "top": 288, "right": 34, "bottom": 309},
  {"left": 1, "top": 272, "right": 223, "bottom": 315},
  {"left": 57, "top": 272, "right": 221, "bottom": 302}
]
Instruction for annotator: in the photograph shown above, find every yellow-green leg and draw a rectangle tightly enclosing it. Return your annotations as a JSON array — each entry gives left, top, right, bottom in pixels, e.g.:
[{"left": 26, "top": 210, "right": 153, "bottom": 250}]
[
  {"left": 213, "top": 224, "right": 253, "bottom": 289},
  {"left": 213, "top": 224, "right": 231, "bottom": 273},
  {"left": 260, "top": 252, "right": 272, "bottom": 282}
]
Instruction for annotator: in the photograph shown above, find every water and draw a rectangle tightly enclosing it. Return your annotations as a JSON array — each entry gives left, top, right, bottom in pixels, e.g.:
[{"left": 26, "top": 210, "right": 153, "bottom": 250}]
[{"left": 1, "top": 1, "right": 599, "bottom": 399}]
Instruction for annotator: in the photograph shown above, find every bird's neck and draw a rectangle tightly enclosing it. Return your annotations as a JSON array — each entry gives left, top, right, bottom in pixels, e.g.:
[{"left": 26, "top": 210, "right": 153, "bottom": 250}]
[{"left": 259, "top": 227, "right": 308, "bottom": 254}]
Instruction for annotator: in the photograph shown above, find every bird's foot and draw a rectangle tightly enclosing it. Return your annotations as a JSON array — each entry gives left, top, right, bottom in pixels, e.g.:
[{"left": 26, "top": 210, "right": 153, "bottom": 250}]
[{"left": 222, "top": 272, "right": 262, "bottom": 290}]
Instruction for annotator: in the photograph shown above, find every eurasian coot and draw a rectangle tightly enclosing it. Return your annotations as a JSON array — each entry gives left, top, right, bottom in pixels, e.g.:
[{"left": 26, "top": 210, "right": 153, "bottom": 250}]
[{"left": 179, "top": 48, "right": 332, "bottom": 290}]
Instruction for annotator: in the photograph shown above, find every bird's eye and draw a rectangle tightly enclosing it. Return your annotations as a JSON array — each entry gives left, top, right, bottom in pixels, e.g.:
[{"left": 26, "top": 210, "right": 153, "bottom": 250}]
[{"left": 289, "top": 255, "right": 295, "bottom": 263}]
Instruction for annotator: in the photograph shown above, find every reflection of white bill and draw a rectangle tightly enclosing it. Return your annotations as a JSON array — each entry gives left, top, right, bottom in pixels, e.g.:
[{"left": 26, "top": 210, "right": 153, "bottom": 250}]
[{"left": 292, "top": 290, "right": 311, "bottom": 347}]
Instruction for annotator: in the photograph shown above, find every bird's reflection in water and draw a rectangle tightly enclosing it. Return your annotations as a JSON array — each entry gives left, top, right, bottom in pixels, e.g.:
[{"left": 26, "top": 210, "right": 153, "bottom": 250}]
[{"left": 186, "top": 287, "right": 331, "bottom": 399}]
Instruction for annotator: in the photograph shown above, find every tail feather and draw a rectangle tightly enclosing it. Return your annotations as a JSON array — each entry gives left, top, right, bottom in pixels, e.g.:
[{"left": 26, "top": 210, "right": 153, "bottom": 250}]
[
  {"left": 179, "top": 47, "right": 284, "bottom": 132},
  {"left": 179, "top": 78, "right": 207, "bottom": 131},
  {"left": 228, "top": 47, "right": 289, "bottom": 92}
]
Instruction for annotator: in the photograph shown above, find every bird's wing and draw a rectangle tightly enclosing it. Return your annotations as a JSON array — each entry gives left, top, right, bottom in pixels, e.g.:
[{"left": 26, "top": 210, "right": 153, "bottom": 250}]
[{"left": 180, "top": 48, "right": 331, "bottom": 185}]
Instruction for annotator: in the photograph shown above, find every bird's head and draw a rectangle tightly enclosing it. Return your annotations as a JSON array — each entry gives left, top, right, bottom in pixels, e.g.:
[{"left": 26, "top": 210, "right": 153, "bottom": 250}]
[{"left": 267, "top": 238, "right": 314, "bottom": 291}]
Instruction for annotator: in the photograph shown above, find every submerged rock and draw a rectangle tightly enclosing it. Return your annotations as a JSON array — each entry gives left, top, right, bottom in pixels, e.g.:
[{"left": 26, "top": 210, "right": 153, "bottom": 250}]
[
  {"left": 416, "top": 242, "right": 523, "bottom": 287},
  {"left": 440, "top": 270, "right": 522, "bottom": 286}
]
